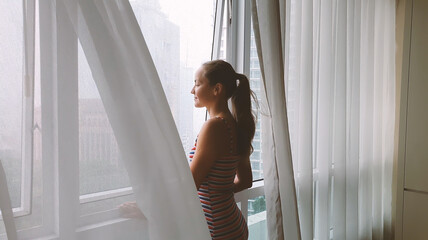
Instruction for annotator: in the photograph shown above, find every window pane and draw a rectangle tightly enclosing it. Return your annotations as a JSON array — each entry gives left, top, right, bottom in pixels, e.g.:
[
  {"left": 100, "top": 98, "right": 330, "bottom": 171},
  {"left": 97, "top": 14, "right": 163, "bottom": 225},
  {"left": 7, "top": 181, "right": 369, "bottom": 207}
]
[
  {"left": 130, "top": 0, "right": 214, "bottom": 156},
  {"left": 249, "top": 20, "right": 263, "bottom": 180},
  {"left": 0, "top": 0, "right": 23, "bottom": 209},
  {"left": 1, "top": 2, "right": 44, "bottom": 233},
  {"left": 248, "top": 195, "right": 267, "bottom": 240},
  {"left": 78, "top": 42, "right": 131, "bottom": 196},
  {"left": 78, "top": 0, "right": 215, "bottom": 212},
  {"left": 78, "top": 42, "right": 136, "bottom": 217},
  {"left": 219, "top": 3, "right": 228, "bottom": 60}
]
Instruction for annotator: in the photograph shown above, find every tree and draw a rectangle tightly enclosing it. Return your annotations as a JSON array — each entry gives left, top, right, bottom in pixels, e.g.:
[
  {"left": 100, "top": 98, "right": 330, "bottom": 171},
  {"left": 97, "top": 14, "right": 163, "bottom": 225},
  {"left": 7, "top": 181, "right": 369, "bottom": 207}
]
[{"left": 252, "top": 196, "right": 266, "bottom": 214}]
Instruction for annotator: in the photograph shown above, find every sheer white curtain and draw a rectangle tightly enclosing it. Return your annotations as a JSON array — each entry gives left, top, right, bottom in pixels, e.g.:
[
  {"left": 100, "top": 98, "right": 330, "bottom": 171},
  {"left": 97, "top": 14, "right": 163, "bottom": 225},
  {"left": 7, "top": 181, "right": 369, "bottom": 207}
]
[
  {"left": 1, "top": 0, "right": 216, "bottom": 238},
  {"left": 253, "top": 0, "right": 395, "bottom": 239},
  {"left": 59, "top": 0, "right": 210, "bottom": 239}
]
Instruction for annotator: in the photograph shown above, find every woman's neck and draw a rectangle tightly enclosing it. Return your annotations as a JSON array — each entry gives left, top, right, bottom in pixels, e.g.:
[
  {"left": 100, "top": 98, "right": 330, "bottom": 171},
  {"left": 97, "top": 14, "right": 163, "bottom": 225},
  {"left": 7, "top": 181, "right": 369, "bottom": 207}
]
[{"left": 207, "top": 101, "right": 230, "bottom": 118}]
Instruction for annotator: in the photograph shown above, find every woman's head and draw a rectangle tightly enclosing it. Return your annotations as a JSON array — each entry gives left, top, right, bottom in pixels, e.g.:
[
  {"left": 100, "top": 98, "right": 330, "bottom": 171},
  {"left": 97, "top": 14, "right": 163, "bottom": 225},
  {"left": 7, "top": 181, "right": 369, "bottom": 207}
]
[
  {"left": 194, "top": 60, "right": 257, "bottom": 156},
  {"left": 201, "top": 60, "right": 238, "bottom": 99}
]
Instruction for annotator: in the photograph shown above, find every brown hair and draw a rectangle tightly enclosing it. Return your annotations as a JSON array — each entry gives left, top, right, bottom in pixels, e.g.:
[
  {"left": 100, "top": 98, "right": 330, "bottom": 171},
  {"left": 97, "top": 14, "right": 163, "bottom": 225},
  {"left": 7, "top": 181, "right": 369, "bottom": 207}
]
[{"left": 202, "top": 60, "right": 257, "bottom": 156}]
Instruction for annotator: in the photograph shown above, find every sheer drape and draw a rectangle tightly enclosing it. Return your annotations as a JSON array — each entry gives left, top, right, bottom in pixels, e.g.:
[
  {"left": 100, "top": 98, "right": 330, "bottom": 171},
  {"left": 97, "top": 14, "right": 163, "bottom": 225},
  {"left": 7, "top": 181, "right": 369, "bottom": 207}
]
[
  {"left": 251, "top": 1, "right": 301, "bottom": 240},
  {"left": 253, "top": 0, "right": 395, "bottom": 239},
  {"left": 59, "top": 1, "right": 210, "bottom": 239}
]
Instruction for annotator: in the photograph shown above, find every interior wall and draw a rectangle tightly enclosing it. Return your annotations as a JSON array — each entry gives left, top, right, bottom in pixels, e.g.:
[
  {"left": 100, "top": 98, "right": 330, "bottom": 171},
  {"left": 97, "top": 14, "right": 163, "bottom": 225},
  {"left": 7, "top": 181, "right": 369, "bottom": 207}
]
[
  {"left": 392, "top": 0, "right": 407, "bottom": 236},
  {"left": 394, "top": 0, "right": 428, "bottom": 238}
]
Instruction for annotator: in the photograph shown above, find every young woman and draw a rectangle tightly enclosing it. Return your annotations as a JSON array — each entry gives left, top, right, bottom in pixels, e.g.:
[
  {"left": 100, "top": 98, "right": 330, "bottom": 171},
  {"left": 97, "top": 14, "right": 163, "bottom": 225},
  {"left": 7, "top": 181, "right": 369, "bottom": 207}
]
[
  {"left": 189, "top": 60, "right": 256, "bottom": 240},
  {"left": 119, "top": 60, "right": 256, "bottom": 240}
]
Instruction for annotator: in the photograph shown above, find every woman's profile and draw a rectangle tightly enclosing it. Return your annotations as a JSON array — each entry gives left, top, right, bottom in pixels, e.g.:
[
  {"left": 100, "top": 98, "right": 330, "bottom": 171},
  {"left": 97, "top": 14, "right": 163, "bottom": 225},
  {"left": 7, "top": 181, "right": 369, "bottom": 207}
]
[
  {"left": 119, "top": 60, "right": 256, "bottom": 240},
  {"left": 189, "top": 60, "right": 256, "bottom": 239}
]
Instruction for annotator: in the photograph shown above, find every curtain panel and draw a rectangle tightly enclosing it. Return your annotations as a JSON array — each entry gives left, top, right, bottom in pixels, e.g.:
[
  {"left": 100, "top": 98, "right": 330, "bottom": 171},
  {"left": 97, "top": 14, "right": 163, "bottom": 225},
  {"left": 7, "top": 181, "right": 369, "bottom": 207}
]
[
  {"left": 58, "top": 0, "right": 211, "bottom": 239},
  {"left": 252, "top": 0, "right": 395, "bottom": 239},
  {"left": 251, "top": 0, "right": 302, "bottom": 240}
]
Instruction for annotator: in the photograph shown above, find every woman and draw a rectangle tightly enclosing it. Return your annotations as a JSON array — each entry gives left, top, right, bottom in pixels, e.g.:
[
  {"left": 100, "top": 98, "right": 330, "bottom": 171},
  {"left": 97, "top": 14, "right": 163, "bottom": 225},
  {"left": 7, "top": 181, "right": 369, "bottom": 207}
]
[
  {"left": 120, "top": 60, "right": 256, "bottom": 240},
  {"left": 189, "top": 60, "right": 256, "bottom": 239}
]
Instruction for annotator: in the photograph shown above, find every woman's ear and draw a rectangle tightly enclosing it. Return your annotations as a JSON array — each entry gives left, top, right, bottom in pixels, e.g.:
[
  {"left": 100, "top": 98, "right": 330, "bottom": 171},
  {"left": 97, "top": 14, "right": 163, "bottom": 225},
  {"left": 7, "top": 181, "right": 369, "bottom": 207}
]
[{"left": 214, "top": 83, "right": 223, "bottom": 96}]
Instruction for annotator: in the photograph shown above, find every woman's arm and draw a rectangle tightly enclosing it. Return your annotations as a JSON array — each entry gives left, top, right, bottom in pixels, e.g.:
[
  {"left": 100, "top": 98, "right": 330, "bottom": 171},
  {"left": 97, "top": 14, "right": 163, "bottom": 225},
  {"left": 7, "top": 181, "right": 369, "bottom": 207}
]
[
  {"left": 190, "top": 118, "right": 224, "bottom": 190},
  {"left": 233, "top": 154, "right": 253, "bottom": 193}
]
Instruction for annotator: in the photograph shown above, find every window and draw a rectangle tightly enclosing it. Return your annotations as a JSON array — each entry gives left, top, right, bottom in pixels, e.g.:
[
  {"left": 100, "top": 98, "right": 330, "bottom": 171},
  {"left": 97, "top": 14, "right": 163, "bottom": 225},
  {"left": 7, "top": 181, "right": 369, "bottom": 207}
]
[
  {"left": 78, "top": 41, "right": 135, "bottom": 214},
  {"left": 249, "top": 31, "right": 262, "bottom": 186},
  {"left": 250, "top": 58, "right": 259, "bottom": 69},
  {"left": 1, "top": 1, "right": 267, "bottom": 239},
  {"left": 130, "top": 0, "right": 214, "bottom": 158},
  {"left": 231, "top": 2, "right": 267, "bottom": 239},
  {"left": 0, "top": 0, "right": 25, "bottom": 211},
  {"left": 77, "top": 0, "right": 216, "bottom": 218},
  {"left": 248, "top": 195, "right": 267, "bottom": 239},
  {"left": 250, "top": 48, "right": 258, "bottom": 59},
  {"left": 1, "top": 1, "right": 47, "bottom": 237},
  {"left": 250, "top": 69, "right": 261, "bottom": 79}
]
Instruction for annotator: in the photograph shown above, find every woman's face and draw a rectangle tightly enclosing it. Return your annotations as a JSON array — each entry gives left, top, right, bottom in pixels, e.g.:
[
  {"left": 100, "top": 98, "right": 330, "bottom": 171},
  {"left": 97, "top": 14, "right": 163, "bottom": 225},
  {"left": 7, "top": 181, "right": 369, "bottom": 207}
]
[{"left": 191, "top": 67, "right": 216, "bottom": 108}]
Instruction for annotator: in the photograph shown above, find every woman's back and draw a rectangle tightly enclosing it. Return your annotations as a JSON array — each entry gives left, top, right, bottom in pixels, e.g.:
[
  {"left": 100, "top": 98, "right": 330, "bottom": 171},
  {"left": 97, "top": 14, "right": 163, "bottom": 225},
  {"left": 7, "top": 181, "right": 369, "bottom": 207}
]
[
  {"left": 189, "top": 117, "right": 248, "bottom": 240},
  {"left": 189, "top": 60, "right": 255, "bottom": 239}
]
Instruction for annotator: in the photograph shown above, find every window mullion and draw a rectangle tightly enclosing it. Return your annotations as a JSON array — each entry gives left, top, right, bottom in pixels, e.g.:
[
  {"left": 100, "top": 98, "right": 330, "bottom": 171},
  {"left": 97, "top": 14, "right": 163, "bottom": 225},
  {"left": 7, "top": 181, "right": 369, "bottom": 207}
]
[
  {"left": 226, "top": 0, "right": 243, "bottom": 71},
  {"left": 226, "top": 0, "right": 233, "bottom": 65},
  {"left": 211, "top": 0, "right": 225, "bottom": 60},
  {"left": 243, "top": 0, "right": 251, "bottom": 77},
  {"left": 55, "top": 1, "right": 79, "bottom": 238},
  {"left": 35, "top": 0, "right": 57, "bottom": 237},
  {"left": 21, "top": 0, "right": 36, "bottom": 217}
]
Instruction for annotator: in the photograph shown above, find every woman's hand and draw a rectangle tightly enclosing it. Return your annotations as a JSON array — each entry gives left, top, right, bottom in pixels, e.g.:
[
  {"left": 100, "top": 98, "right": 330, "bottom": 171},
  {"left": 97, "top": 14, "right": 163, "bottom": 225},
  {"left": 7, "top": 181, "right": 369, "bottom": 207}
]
[
  {"left": 118, "top": 201, "right": 145, "bottom": 219},
  {"left": 233, "top": 154, "right": 253, "bottom": 193}
]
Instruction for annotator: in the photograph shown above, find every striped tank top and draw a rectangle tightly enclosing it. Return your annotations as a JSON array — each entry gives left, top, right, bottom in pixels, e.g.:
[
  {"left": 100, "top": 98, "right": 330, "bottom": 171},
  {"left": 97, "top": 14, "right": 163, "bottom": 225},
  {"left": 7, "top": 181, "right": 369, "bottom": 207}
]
[{"left": 189, "top": 117, "right": 249, "bottom": 240}]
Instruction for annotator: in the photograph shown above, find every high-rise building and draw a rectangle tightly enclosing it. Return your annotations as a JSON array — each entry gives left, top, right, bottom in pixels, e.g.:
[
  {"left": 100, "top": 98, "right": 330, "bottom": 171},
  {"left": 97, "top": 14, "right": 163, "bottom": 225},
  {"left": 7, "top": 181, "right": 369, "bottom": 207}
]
[
  {"left": 249, "top": 25, "right": 263, "bottom": 180},
  {"left": 179, "top": 66, "right": 195, "bottom": 153},
  {"left": 217, "top": 16, "right": 264, "bottom": 180},
  {"left": 130, "top": 0, "right": 181, "bottom": 123}
]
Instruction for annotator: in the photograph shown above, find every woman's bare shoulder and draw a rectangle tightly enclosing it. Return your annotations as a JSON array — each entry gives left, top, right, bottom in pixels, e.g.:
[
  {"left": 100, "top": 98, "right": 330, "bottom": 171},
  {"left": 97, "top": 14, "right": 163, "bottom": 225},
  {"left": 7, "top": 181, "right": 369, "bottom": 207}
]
[
  {"left": 198, "top": 117, "right": 227, "bottom": 140},
  {"left": 201, "top": 117, "right": 224, "bottom": 131}
]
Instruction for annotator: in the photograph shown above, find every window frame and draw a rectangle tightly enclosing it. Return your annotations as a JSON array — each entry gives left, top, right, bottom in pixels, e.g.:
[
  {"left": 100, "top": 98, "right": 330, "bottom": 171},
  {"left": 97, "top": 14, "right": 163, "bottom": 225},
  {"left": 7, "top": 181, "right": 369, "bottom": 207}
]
[
  {"left": 1, "top": 1, "right": 63, "bottom": 239},
  {"left": 225, "top": 0, "right": 266, "bottom": 226},
  {"left": 0, "top": 0, "right": 35, "bottom": 221},
  {"left": 2, "top": 0, "right": 266, "bottom": 239},
  {"left": 20, "top": 0, "right": 36, "bottom": 219}
]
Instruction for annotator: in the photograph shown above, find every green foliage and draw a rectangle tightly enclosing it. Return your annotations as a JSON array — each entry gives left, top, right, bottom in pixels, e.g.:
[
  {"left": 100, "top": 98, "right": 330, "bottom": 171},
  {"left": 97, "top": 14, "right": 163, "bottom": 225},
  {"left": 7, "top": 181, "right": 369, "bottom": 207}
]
[{"left": 252, "top": 196, "right": 266, "bottom": 214}]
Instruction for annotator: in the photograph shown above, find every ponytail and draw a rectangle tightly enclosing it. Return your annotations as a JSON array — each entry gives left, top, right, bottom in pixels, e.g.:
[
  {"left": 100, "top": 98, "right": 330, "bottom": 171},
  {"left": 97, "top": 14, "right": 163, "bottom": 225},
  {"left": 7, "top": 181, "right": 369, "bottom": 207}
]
[
  {"left": 202, "top": 60, "right": 257, "bottom": 156},
  {"left": 232, "top": 74, "right": 256, "bottom": 156}
]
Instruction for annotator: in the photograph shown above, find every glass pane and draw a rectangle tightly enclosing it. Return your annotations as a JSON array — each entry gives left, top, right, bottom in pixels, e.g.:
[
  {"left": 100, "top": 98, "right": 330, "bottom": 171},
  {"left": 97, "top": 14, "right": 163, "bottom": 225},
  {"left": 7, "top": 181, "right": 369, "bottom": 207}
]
[
  {"left": 80, "top": 194, "right": 136, "bottom": 217},
  {"left": 2, "top": 3, "right": 45, "bottom": 235},
  {"left": 0, "top": 0, "right": 23, "bottom": 209},
  {"left": 78, "top": 42, "right": 131, "bottom": 196},
  {"left": 1, "top": 2, "right": 44, "bottom": 233},
  {"left": 130, "top": 0, "right": 214, "bottom": 156},
  {"left": 248, "top": 196, "right": 267, "bottom": 240},
  {"left": 249, "top": 20, "right": 263, "bottom": 180},
  {"left": 219, "top": 3, "right": 228, "bottom": 60}
]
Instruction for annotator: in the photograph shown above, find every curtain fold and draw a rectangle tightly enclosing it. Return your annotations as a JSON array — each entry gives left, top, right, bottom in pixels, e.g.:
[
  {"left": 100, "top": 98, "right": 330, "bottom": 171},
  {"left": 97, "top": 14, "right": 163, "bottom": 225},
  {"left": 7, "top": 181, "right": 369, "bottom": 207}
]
[
  {"left": 253, "top": 0, "right": 395, "bottom": 239},
  {"left": 251, "top": 3, "right": 284, "bottom": 240},
  {"left": 60, "top": 0, "right": 211, "bottom": 239},
  {"left": 291, "top": 0, "right": 314, "bottom": 239},
  {"left": 252, "top": 0, "right": 302, "bottom": 240}
]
